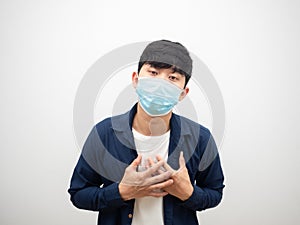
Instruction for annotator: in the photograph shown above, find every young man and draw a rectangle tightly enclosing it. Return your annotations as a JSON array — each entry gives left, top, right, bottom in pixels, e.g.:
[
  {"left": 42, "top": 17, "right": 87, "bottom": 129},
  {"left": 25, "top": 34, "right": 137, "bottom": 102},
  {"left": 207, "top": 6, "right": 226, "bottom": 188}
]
[{"left": 68, "top": 40, "right": 225, "bottom": 225}]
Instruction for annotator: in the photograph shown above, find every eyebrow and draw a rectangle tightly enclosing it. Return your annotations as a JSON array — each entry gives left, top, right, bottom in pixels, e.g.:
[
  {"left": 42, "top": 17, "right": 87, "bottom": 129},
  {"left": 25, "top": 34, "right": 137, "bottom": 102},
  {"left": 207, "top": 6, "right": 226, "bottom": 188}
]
[{"left": 148, "top": 65, "right": 185, "bottom": 76}]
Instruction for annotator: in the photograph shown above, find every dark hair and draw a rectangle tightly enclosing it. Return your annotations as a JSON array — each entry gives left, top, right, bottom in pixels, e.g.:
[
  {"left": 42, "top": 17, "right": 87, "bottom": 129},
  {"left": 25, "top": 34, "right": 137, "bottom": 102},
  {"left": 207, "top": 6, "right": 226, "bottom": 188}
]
[
  {"left": 137, "top": 61, "right": 191, "bottom": 87},
  {"left": 138, "top": 40, "right": 192, "bottom": 87}
]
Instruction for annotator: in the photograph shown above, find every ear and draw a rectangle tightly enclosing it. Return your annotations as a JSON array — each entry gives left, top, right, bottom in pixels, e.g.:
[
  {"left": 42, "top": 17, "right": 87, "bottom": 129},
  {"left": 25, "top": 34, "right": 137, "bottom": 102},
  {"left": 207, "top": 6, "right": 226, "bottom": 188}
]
[
  {"left": 179, "top": 87, "right": 189, "bottom": 101},
  {"left": 132, "top": 72, "right": 138, "bottom": 88}
]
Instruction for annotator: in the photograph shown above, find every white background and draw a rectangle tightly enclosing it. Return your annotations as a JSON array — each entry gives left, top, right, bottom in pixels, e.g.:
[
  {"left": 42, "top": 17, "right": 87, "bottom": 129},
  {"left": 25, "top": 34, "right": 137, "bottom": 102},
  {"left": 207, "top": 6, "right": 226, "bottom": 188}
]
[{"left": 1, "top": 0, "right": 300, "bottom": 224}]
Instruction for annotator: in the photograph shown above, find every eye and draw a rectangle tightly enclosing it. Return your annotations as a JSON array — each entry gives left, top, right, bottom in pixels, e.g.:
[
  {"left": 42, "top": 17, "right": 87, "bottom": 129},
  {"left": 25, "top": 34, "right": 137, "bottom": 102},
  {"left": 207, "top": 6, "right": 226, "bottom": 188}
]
[
  {"left": 169, "top": 75, "right": 178, "bottom": 81},
  {"left": 148, "top": 70, "right": 158, "bottom": 76}
]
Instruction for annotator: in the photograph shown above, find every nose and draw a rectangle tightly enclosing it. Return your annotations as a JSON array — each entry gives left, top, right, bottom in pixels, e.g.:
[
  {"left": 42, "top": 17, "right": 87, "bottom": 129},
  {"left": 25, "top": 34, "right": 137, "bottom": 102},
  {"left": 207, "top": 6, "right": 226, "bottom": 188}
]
[{"left": 155, "top": 72, "right": 169, "bottom": 81}]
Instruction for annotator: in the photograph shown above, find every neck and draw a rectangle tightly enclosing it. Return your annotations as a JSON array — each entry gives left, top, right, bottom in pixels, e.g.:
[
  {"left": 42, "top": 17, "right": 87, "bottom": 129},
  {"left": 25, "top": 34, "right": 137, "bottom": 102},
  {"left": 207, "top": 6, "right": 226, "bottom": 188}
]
[{"left": 133, "top": 103, "right": 172, "bottom": 136}]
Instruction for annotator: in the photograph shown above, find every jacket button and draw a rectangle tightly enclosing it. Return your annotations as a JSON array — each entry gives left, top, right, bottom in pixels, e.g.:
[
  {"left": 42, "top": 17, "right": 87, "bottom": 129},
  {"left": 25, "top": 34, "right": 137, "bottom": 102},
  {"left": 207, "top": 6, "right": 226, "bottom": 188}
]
[{"left": 128, "top": 213, "right": 133, "bottom": 218}]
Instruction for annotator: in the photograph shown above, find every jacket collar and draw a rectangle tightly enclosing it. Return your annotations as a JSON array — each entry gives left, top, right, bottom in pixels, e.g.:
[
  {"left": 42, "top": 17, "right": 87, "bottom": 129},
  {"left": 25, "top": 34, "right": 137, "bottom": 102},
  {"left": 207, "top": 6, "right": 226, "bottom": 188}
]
[{"left": 111, "top": 103, "right": 193, "bottom": 167}]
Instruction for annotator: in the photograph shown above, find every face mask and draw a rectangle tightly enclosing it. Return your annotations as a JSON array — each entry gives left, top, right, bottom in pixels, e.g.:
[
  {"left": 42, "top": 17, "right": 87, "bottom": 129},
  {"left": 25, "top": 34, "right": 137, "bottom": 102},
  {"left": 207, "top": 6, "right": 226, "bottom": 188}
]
[{"left": 136, "top": 77, "right": 183, "bottom": 117}]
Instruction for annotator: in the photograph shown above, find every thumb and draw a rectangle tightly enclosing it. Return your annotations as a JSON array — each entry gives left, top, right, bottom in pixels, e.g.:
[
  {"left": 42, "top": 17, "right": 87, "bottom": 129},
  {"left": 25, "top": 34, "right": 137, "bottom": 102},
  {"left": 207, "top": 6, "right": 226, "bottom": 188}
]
[{"left": 179, "top": 151, "right": 186, "bottom": 168}]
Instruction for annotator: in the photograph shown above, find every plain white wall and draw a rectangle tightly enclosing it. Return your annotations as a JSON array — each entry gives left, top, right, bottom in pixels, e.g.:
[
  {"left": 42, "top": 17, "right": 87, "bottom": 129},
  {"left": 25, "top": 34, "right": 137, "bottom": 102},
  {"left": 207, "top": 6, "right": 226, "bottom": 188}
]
[{"left": 1, "top": 0, "right": 299, "bottom": 224}]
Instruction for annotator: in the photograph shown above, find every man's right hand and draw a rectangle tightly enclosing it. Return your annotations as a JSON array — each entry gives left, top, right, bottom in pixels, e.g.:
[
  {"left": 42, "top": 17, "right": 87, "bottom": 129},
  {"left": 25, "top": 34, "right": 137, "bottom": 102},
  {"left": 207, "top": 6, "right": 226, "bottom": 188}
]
[{"left": 119, "top": 155, "right": 173, "bottom": 201}]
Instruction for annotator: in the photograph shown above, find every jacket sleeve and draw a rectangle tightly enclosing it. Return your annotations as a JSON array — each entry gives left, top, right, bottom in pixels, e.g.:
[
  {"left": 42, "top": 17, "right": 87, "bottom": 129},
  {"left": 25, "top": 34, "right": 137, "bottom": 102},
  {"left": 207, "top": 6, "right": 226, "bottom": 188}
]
[
  {"left": 67, "top": 126, "right": 126, "bottom": 211},
  {"left": 181, "top": 132, "right": 225, "bottom": 211}
]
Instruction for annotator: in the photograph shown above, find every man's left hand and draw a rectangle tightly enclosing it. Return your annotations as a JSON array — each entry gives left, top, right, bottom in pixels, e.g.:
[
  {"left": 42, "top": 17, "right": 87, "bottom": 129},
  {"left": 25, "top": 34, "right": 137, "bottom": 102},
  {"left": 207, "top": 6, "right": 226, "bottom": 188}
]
[{"left": 149, "top": 152, "right": 194, "bottom": 201}]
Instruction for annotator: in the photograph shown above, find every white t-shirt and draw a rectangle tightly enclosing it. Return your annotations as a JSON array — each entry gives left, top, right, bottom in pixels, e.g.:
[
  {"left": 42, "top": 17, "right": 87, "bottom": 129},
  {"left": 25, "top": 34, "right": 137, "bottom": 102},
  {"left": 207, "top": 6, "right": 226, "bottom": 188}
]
[{"left": 131, "top": 128, "right": 170, "bottom": 225}]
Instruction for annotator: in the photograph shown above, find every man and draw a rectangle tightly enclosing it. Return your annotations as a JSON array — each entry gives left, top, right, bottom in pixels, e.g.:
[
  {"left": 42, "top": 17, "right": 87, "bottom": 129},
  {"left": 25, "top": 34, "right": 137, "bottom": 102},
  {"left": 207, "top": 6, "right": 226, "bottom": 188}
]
[{"left": 68, "top": 40, "right": 225, "bottom": 225}]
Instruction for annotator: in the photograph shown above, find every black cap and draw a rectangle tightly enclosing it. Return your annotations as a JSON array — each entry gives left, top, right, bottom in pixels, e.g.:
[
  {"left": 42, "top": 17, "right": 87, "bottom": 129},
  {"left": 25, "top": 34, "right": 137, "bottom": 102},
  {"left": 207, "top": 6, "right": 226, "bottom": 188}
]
[{"left": 139, "top": 40, "right": 193, "bottom": 77}]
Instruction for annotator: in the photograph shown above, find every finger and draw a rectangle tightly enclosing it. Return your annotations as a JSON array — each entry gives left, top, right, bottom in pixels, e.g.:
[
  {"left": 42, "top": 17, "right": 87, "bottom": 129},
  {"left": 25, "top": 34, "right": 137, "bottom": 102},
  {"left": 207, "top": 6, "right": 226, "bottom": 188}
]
[
  {"left": 149, "top": 179, "right": 173, "bottom": 190},
  {"left": 161, "top": 160, "right": 174, "bottom": 174},
  {"left": 144, "top": 160, "right": 165, "bottom": 176},
  {"left": 146, "top": 171, "right": 172, "bottom": 185},
  {"left": 156, "top": 155, "right": 162, "bottom": 161},
  {"left": 157, "top": 166, "right": 167, "bottom": 175},
  {"left": 147, "top": 191, "right": 169, "bottom": 198},
  {"left": 147, "top": 157, "right": 155, "bottom": 167},
  {"left": 179, "top": 151, "right": 186, "bottom": 168},
  {"left": 131, "top": 155, "right": 142, "bottom": 166},
  {"left": 148, "top": 157, "right": 165, "bottom": 174},
  {"left": 156, "top": 155, "right": 175, "bottom": 173}
]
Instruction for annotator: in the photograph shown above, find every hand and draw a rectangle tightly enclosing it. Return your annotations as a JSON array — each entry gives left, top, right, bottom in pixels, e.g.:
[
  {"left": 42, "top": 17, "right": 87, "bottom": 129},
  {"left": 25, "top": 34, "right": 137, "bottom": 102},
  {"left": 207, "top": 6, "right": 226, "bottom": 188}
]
[
  {"left": 119, "top": 155, "right": 173, "bottom": 201},
  {"left": 151, "top": 152, "right": 194, "bottom": 201}
]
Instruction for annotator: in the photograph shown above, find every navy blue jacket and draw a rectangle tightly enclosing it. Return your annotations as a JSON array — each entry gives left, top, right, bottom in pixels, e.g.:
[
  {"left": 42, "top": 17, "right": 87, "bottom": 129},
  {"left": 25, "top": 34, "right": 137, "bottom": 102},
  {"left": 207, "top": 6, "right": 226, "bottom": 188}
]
[{"left": 68, "top": 104, "right": 225, "bottom": 225}]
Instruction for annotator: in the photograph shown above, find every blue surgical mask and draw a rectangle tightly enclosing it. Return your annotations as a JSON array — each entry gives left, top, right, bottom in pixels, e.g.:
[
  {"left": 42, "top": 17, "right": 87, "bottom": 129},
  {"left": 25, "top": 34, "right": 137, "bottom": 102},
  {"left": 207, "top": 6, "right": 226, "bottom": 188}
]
[{"left": 136, "top": 77, "right": 183, "bottom": 117}]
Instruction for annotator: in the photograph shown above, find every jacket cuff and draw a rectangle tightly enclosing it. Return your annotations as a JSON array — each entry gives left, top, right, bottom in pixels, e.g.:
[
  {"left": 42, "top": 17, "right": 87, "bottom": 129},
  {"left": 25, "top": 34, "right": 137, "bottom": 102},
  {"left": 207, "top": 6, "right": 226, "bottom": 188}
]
[
  {"left": 103, "top": 183, "right": 126, "bottom": 208},
  {"left": 180, "top": 185, "right": 204, "bottom": 210}
]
